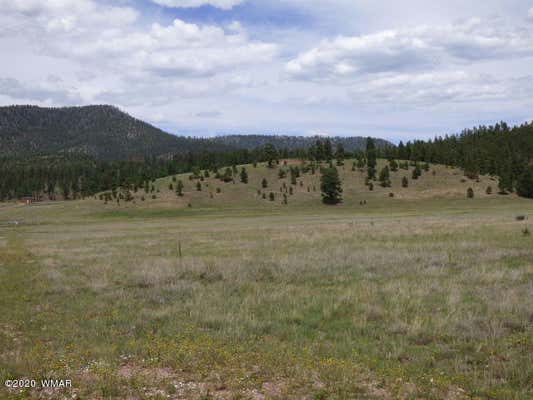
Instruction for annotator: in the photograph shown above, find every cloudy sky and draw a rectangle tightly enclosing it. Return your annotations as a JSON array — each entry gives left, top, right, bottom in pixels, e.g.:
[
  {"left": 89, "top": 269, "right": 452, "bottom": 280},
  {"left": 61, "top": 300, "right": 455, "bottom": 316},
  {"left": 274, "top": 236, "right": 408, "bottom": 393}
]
[{"left": 1, "top": 0, "right": 533, "bottom": 142}]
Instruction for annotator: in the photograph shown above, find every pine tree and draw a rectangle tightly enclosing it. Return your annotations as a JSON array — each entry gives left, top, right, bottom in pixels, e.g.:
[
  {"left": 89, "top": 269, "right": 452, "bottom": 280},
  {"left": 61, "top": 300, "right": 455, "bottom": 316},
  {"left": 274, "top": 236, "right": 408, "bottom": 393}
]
[
  {"left": 176, "top": 180, "right": 184, "bottom": 197},
  {"left": 324, "top": 139, "right": 333, "bottom": 162},
  {"left": 261, "top": 178, "right": 268, "bottom": 188},
  {"left": 379, "top": 166, "right": 391, "bottom": 187},
  {"left": 412, "top": 165, "right": 422, "bottom": 180},
  {"left": 269, "top": 192, "right": 275, "bottom": 201},
  {"left": 320, "top": 167, "right": 343, "bottom": 204},
  {"left": 335, "top": 144, "right": 345, "bottom": 166},
  {"left": 366, "top": 137, "right": 377, "bottom": 180},
  {"left": 264, "top": 143, "right": 278, "bottom": 168},
  {"left": 516, "top": 166, "right": 533, "bottom": 198},
  {"left": 467, "top": 187, "right": 474, "bottom": 198},
  {"left": 240, "top": 167, "right": 248, "bottom": 184},
  {"left": 402, "top": 176, "right": 409, "bottom": 188},
  {"left": 196, "top": 181, "right": 202, "bottom": 191},
  {"left": 389, "top": 159, "right": 399, "bottom": 172}
]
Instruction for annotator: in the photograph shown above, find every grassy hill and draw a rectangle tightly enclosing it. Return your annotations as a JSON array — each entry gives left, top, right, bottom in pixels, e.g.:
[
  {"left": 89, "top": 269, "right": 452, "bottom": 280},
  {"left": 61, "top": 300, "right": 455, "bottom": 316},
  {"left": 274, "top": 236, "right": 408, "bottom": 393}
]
[
  {"left": 0, "top": 159, "right": 531, "bottom": 399},
  {"left": 103, "top": 159, "right": 505, "bottom": 212}
]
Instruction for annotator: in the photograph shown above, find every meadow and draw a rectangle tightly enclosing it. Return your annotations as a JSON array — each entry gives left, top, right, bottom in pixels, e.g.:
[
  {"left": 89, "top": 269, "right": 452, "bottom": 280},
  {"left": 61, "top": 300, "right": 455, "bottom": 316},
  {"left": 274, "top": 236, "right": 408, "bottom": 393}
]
[{"left": 0, "top": 160, "right": 532, "bottom": 399}]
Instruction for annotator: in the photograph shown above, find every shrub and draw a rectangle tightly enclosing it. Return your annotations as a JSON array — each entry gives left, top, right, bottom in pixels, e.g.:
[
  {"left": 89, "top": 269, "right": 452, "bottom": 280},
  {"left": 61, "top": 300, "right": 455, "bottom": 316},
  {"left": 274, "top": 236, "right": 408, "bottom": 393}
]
[
  {"left": 402, "top": 176, "right": 409, "bottom": 188},
  {"left": 269, "top": 192, "right": 275, "bottom": 201},
  {"left": 486, "top": 186, "right": 493, "bottom": 195},
  {"left": 467, "top": 187, "right": 474, "bottom": 198}
]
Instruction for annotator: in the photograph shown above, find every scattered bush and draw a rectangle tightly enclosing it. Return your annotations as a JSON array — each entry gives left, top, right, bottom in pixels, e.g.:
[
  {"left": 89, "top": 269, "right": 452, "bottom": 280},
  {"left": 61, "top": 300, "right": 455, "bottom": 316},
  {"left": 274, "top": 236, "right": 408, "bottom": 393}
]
[{"left": 467, "top": 187, "right": 474, "bottom": 198}]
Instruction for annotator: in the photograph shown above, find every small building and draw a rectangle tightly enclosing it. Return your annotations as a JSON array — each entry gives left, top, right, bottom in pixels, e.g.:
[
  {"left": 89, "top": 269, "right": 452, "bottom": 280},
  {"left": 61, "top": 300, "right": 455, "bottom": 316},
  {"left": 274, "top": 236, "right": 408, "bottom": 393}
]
[{"left": 19, "top": 196, "right": 34, "bottom": 205}]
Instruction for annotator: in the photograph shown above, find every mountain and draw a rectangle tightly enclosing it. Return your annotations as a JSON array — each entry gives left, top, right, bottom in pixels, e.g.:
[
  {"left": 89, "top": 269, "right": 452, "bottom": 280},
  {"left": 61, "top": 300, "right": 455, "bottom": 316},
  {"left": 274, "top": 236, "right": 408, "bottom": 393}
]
[
  {"left": 209, "top": 135, "right": 392, "bottom": 152},
  {"left": 0, "top": 105, "right": 392, "bottom": 160},
  {"left": 0, "top": 105, "right": 231, "bottom": 160}
]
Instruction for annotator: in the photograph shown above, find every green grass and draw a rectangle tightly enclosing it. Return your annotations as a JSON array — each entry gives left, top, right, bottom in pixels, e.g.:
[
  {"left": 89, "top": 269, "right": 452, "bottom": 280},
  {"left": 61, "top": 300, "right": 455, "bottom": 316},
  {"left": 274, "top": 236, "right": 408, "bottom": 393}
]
[{"left": 0, "top": 160, "right": 532, "bottom": 399}]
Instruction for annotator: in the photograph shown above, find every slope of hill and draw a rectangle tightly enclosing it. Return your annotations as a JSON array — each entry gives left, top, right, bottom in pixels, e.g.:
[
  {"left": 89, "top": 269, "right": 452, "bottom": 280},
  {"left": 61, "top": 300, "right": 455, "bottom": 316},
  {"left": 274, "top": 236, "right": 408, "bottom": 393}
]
[
  {"left": 0, "top": 105, "right": 391, "bottom": 161},
  {"left": 209, "top": 134, "right": 392, "bottom": 152},
  {"left": 0, "top": 105, "right": 231, "bottom": 160}
]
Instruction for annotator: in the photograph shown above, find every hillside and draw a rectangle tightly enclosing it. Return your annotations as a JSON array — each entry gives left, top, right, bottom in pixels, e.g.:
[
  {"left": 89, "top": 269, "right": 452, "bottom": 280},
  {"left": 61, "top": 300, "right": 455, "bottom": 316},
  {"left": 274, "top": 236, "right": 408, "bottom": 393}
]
[
  {"left": 96, "top": 158, "right": 509, "bottom": 211},
  {"left": 0, "top": 105, "right": 231, "bottom": 160},
  {"left": 0, "top": 105, "right": 390, "bottom": 161}
]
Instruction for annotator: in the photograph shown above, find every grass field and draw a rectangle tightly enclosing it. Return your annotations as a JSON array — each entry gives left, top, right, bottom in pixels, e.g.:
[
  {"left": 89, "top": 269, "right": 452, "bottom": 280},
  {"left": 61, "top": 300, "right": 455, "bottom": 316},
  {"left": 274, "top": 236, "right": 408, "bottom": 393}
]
[{"left": 1, "top": 160, "right": 532, "bottom": 399}]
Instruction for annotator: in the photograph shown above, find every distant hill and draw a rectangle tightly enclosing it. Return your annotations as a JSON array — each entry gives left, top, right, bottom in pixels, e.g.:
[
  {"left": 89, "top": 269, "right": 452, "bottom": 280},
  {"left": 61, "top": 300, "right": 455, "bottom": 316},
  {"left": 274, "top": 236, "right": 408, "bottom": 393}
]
[
  {"left": 0, "top": 105, "right": 232, "bottom": 160},
  {"left": 209, "top": 135, "right": 392, "bottom": 152},
  {"left": 0, "top": 105, "right": 391, "bottom": 160}
]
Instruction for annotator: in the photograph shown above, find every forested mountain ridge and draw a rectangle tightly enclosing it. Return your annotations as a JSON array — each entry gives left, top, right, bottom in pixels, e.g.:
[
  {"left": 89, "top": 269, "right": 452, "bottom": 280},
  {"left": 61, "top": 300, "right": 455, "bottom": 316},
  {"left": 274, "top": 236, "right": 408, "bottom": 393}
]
[
  {"left": 0, "top": 105, "right": 388, "bottom": 160},
  {"left": 209, "top": 134, "right": 392, "bottom": 152},
  {"left": 0, "top": 105, "right": 233, "bottom": 160}
]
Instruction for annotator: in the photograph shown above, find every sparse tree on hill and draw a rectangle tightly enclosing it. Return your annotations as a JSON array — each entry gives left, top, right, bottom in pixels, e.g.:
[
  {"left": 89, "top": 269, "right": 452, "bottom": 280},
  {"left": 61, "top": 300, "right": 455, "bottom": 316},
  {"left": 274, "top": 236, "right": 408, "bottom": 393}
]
[
  {"left": 335, "top": 144, "right": 345, "bottom": 166},
  {"left": 223, "top": 168, "right": 233, "bottom": 182},
  {"left": 240, "top": 167, "right": 248, "bottom": 184},
  {"left": 262, "top": 178, "right": 268, "bottom": 188},
  {"left": 269, "top": 192, "right": 275, "bottom": 201},
  {"left": 402, "top": 176, "right": 409, "bottom": 188},
  {"left": 389, "top": 159, "right": 399, "bottom": 172},
  {"left": 412, "top": 165, "right": 422, "bottom": 180},
  {"left": 366, "top": 137, "right": 377, "bottom": 180},
  {"left": 320, "top": 167, "right": 343, "bottom": 205},
  {"left": 196, "top": 181, "right": 202, "bottom": 191},
  {"left": 176, "top": 180, "right": 184, "bottom": 197},
  {"left": 263, "top": 143, "right": 278, "bottom": 168},
  {"left": 379, "top": 166, "right": 391, "bottom": 187},
  {"left": 467, "top": 187, "right": 474, "bottom": 198}
]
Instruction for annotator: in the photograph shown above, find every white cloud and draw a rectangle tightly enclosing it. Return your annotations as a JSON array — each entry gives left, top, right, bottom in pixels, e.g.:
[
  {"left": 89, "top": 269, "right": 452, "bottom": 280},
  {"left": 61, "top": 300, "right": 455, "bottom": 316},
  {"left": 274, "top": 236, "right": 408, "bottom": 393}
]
[
  {"left": 529, "top": 8, "right": 533, "bottom": 20},
  {"left": 287, "top": 18, "right": 533, "bottom": 80},
  {"left": 151, "top": 0, "right": 245, "bottom": 9},
  {"left": 0, "top": 0, "right": 276, "bottom": 104},
  {"left": 348, "top": 71, "right": 525, "bottom": 106}
]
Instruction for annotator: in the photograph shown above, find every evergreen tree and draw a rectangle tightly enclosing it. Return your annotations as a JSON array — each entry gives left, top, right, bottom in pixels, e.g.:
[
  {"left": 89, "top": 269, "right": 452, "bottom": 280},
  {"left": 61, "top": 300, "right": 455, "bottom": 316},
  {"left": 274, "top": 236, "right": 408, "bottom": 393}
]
[
  {"left": 389, "top": 159, "right": 399, "bottom": 172},
  {"left": 324, "top": 139, "right": 333, "bottom": 162},
  {"left": 176, "top": 180, "right": 184, "bottom": 197},
  {"left": 263, "top": 143, "right": 278, "bottom": 168},
  {"left": 335, "top": 144, "right": 345, "bottom": 166},
  {"left": 412, "top": 165, "right": 422, "bottom": 180},
  {"left": 320, "top": 167, "right": 343, "bottom": 204},
  {"left": 240, "top": 167, "right": 248, "bottom": 184},
  {"left": 402, "top": 176, "right": 409, "bottom": 188},
  {"left": 261, "top": 178, "right": 268, "bottom": 188},
  {"left": 516, "top": 166, "right": 533, "bottom": 198},
  {"left": 269, "top": 192, "right": 275, "bottom": 201},
  {"left": 196, "top": 181, "right": 202, "bottom": 191},
  {"left": 379, "top": 166, "right": 391, "bottom": 187},
  {"left": 467, "top": 187, "right": 474, "bottom": 198},
  {"left": 366, "top": 137, "right": 377, "bottom": 180}
]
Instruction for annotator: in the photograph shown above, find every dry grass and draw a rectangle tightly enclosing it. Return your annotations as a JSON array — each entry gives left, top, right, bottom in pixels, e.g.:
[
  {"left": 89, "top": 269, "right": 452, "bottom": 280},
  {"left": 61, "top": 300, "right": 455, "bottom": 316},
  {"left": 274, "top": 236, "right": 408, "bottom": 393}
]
[{"left": 0, "top": 161, "right": 532, "bottom": 399}]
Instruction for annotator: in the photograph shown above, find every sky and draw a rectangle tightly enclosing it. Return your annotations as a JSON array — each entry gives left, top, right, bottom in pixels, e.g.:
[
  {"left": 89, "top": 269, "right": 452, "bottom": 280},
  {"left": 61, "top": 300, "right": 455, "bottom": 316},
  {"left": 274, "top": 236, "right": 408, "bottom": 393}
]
[{"left": 1, "top": 0, "right": 533, "bottom": 142}]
